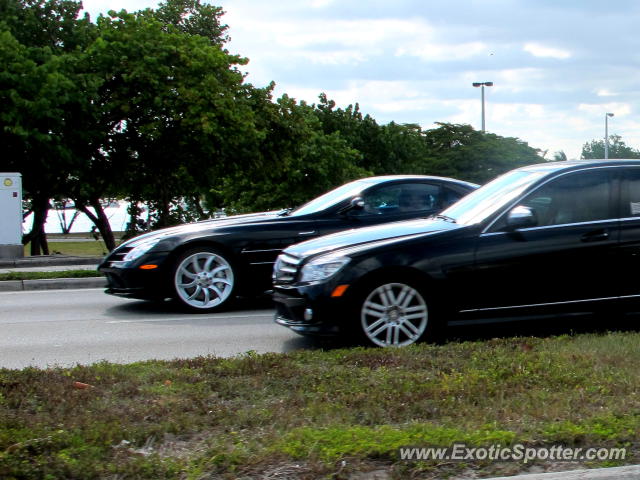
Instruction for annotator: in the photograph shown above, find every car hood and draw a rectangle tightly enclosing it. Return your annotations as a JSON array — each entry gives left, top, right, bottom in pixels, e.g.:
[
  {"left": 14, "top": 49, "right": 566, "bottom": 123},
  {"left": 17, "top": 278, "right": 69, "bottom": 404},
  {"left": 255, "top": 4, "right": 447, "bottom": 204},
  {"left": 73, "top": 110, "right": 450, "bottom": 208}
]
[
  {"left": 285, "top": 217, "right": 462, "bottom": 259},
  {"left": 118, "top": 211, "right": 282, "bottom": 249}
]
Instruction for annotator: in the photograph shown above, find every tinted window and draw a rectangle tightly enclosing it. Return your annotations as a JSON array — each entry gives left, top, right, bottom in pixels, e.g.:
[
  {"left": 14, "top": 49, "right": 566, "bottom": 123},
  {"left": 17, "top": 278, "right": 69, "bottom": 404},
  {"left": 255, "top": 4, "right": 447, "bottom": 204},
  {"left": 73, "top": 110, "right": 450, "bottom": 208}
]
[
  {"left": 356, "top": 183, "right": 443, "bottom": 216},
  {"left": 622, "top": 168, "right": 640, "bottom": 218},
  {"left": 493, "top": 169, "right": 613, "bottom": 230}
]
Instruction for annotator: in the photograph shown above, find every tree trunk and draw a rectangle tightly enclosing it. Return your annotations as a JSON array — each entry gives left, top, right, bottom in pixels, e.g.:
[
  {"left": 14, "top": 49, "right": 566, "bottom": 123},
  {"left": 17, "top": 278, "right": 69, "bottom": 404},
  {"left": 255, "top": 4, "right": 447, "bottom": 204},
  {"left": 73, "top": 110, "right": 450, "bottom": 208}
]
[
  {"left": 22, "top": 195, "right": 50, "bottom": 256},
  {"left": 76, "top": 198, "right": 116, "bottom": 252}
]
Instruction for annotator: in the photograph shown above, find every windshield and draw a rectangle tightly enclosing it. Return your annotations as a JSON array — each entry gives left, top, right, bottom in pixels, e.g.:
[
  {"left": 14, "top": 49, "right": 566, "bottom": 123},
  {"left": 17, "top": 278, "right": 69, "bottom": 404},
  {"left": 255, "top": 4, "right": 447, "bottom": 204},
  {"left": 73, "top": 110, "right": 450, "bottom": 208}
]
[
  {"left": 290, "top": 178, "right": 377, "bottom": 216},
  {"left": 442, "top": 169, "right": 548, "bottom": 225}
]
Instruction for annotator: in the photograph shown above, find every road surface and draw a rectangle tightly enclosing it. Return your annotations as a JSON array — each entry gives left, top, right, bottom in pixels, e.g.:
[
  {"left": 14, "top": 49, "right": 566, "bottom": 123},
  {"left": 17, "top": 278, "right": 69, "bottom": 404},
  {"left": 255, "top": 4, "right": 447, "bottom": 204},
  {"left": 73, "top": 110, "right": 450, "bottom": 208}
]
[{"left": 0, "top": 288, "right": 321, "bottom": 369}]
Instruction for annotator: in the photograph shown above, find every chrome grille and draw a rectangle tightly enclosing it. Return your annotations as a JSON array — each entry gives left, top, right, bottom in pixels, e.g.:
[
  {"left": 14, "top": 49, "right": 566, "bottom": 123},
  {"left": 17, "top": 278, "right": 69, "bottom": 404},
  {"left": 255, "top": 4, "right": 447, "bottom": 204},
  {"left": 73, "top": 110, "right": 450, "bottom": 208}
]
[{"left": 273, "top": 253, "right": 303, "bottom": 284}]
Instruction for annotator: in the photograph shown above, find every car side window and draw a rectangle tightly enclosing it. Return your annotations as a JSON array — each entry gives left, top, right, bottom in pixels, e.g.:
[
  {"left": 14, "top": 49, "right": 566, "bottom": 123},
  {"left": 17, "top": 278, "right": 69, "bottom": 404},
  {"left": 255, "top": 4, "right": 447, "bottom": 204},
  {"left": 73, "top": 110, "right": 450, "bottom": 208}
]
[
  {"left": 491, "top": 170, "right": 613, "bottom": 231},
  {"left": 622, "top": 168, "right": 640, "bottom": 218},
  {"left": 354, "top": 183, "right": 443, "bottom": 216}
]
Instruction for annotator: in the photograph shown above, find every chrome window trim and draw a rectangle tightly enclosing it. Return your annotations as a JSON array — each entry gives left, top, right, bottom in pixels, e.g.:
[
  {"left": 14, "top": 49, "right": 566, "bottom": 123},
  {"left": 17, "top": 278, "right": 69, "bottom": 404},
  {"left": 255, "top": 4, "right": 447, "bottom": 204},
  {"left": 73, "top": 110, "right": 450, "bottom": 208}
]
[
  {"left": 249, "top": 261, "right": 276, "bottom": 265},
  {"left": 480, "top": 217, "right": 618, "bottom": 238},
  {"left": 481, "top": 165, "right": 621, "bottom": 235}
]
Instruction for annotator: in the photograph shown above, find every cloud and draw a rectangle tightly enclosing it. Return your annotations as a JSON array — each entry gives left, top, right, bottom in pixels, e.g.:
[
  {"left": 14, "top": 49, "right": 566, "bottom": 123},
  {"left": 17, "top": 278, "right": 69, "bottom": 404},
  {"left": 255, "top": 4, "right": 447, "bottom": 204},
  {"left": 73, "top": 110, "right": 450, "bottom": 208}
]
[
  {"left": 523, "top": 43, "right": 571, "bottom": 59},
  {"left": 396, "top": 42, "right": 488, "bottom": 61}
]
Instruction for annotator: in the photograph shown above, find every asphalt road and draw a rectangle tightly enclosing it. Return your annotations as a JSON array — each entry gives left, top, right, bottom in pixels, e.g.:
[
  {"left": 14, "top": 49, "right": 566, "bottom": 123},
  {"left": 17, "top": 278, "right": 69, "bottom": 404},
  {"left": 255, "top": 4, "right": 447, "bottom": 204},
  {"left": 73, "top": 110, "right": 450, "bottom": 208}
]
[{"left": 0, "top": 288, "right": 322, "bottom": 369}]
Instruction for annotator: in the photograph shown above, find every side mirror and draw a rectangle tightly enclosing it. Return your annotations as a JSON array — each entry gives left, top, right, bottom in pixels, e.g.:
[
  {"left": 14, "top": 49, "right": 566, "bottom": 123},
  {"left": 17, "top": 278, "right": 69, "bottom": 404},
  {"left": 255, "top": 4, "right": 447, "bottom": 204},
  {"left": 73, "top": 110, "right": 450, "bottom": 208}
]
[
  {"left": 506, "top": 205, "right": 537, "bottom": 230},
  {"left": 340, "top": 197, "right": 365, "bottom": 214}
]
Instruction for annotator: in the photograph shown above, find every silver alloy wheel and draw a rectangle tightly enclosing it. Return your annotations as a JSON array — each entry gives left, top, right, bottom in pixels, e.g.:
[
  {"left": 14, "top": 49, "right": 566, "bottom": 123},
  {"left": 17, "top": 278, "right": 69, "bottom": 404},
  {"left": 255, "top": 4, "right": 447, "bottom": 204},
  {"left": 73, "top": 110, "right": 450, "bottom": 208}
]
[
  {"left": 174, "top": 251, "right": 234, "bottom": 310},
  {"left": 360, "top": 282, "right": 428, "bottom": 347}
]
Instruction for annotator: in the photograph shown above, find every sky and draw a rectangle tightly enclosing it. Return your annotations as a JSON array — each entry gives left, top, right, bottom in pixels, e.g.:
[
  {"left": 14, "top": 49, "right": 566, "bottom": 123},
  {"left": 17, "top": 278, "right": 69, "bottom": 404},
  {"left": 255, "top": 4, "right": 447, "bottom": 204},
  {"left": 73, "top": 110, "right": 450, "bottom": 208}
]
[{"left": 79, "top": 0, "right": 640, "bottom": 160}]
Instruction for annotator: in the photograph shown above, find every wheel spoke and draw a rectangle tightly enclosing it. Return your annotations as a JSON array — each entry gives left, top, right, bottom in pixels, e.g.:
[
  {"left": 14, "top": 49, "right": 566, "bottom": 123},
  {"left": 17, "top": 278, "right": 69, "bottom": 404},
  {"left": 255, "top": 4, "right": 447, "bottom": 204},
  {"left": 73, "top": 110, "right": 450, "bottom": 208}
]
[
  {"left": 383, "top": 284, "right": 397, "bottom": 304},
  {"left": 365, "top": 317, "right": 387, "bottom": 333},
  {"left": 404, "top": 305, "right": 425, "bottom": 314},
  {"left": 187, "top": 285, "right": 202, "bottom": 300},
  {"left": 211, "top": 265, "right": 229, "bottom": 276},
  {"left": 401, "top": 290, "right": 417, "bottom": 308},
  {"left": 395, "top": 285, "right": 411, "bottom": 306},
  {"left": 210, "top": 284, "right": 224, "bottom": 299},
  {"left": 399, "top": 324, "right": 417, "bottom": 339},
  {"left": 203, "top": 255, "right": 216, "bottom": 272},
  {"left": 402, "top": 318, "right": 421, "bottom": 335},
  {"left": 392, "top": 325, "right": 401, "bottom": 345},
  {"left": 363, "top": 308, "right": 385, "bottom": 318},
  {"left": 202, "top": 287, "right": 210, "bottom": 305},
  {"left": 213, "top": 278, "right": 232, "bottom": 286},
  {"left": 191, "top": 256, "right": 202, "bottom": 273},
  {"left": 405, "top": 311, "right": 427, "bottom": 321},
  {"left": 365, "top": 301, "right": 385, "bottom": 312},
  {"left": 370, "top": 323, "right": 389, "bottom": 338},
  {"left": 179, "top": 279, "right": 197, "bottom": 288}
]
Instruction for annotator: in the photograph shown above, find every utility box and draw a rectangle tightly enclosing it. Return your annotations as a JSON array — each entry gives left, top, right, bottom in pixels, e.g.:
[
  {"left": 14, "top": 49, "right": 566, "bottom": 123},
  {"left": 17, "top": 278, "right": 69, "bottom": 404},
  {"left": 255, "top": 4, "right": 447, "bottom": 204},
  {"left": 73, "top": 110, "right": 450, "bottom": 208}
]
[{"left": 0, "top": 173, "right": 23, "bottom": 259}]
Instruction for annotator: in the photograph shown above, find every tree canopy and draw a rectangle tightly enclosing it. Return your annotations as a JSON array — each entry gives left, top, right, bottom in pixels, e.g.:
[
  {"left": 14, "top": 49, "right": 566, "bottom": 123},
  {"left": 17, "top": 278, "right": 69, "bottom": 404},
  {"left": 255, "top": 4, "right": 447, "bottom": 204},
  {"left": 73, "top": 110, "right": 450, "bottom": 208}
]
[{"left": 1, "top": 0, "right": 547, "bottom": 253}]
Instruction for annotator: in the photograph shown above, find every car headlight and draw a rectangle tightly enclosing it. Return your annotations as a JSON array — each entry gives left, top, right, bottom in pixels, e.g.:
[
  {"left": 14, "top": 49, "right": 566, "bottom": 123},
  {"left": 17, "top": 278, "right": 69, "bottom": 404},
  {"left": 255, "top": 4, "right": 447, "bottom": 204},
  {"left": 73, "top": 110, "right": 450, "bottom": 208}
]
[
  {"left": 122, "top": 238, "right": 162, "bottom": 262},
  {"left": 299, "top": 255, "right": 350, "bottom": 283}
]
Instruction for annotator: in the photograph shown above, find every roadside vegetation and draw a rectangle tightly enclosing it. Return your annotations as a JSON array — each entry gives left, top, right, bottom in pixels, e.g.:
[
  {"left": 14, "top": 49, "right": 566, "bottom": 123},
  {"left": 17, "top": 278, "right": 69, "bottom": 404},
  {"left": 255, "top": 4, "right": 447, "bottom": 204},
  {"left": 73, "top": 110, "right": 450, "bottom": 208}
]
[
  {"left": 2, "top": 332, "right": 639, "bottom": 479},
  {"left": 23, "top": 241, "right": 109, "bottom": 258},
  {"left": 0, "top": 270, "right": 102, "bottom": 281}
]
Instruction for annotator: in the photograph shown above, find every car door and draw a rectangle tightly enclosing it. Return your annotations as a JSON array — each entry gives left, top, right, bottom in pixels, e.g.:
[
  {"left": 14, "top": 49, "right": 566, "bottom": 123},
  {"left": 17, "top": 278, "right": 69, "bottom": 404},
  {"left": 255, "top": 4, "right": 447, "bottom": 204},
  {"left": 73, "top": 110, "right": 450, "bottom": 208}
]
[
  {"left": 616, "top": 166, "right": 640, "bottom": 302},
  {"left": 465, "top": 167, "right": 620, "bottom": 317},
  {"left": 314, "top": 181, "right": 466, "bottom": 235}
]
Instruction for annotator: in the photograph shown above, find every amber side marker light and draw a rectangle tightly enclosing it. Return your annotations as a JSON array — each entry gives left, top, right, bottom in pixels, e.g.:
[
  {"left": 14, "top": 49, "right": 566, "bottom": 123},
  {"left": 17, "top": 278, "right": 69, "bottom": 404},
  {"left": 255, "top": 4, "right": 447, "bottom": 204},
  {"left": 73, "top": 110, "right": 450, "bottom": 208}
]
[
  {"left": 139, "top": 264, "right": 159, "bottom": 270},
  {"left": 331, "top": 284, "right": 350, "bottom": 297}
]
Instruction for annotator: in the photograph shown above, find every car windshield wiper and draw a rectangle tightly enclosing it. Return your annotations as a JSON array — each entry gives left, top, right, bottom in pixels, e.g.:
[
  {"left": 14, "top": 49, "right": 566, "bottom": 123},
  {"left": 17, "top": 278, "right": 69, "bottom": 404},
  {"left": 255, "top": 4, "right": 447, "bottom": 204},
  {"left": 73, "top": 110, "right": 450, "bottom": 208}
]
[
  {"left": 277, "top": 207, "right": 294, "bottom": 217},
  {"left": 433, "top": 214, "right": 457, "bottom": 223}
]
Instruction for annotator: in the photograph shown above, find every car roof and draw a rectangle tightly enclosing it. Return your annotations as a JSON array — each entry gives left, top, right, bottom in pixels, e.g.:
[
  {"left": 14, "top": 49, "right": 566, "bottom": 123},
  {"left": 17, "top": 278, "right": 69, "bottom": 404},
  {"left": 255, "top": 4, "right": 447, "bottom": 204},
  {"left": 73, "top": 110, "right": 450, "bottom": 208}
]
[
  {"left": 356, "top": 175, "right": 479, "bottom": 188},
  {"left": 517, "top": 159, "right": 640, "bottom": 174}
]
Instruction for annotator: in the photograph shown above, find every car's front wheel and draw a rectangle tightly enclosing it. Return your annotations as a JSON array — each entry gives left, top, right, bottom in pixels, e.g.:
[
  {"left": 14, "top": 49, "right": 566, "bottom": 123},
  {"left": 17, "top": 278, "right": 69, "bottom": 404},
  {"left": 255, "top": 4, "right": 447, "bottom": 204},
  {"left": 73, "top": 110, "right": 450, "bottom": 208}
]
[
  {"left": 172, "top": 248, "right": 236, "bottom": 312},
  {"left": 357, "top": 280, "right": 432, "bottom": 347}
]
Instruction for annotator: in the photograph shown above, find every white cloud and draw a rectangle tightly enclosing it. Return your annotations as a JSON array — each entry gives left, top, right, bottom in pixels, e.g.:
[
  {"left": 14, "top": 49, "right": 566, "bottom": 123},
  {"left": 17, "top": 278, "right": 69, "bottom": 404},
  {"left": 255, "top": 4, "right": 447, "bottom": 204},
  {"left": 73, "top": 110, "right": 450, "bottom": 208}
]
[
  {"left": 523, "top": 43, "right": 571, "bottom": 59},
  {"left": 596, "top": 89, "right": 618, "bottom": 97},
  {"left": 396, "top": 41, "right": 488, "bottom": 61},
  {"left": 578, "top": 103, "right": 631, "bottom": 116}
]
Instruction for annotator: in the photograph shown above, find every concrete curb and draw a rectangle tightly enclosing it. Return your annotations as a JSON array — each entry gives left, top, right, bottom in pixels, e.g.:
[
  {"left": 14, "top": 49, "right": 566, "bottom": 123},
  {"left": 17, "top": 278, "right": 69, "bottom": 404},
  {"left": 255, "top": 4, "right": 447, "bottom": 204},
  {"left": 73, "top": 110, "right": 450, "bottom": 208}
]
[
  {"left": 0, "top": 277, "right": 106, "bottom": 292},
  {"left": 484, "top": 465, "right": 640, "bottom": 479},
  {"left": 0, "top": 256, "right": 103, "bottom": 269}
]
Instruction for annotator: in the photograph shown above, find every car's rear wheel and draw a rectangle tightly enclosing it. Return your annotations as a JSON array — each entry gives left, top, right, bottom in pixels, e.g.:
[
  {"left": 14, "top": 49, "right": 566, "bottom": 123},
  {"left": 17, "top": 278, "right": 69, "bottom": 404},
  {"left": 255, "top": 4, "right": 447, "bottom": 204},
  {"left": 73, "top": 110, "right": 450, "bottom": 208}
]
[
  {"left": 358, "top": 280, "right": 432, "bottom": 347},
  {"left": 172, "top": 248, "right": 236, "bottom": 312}
]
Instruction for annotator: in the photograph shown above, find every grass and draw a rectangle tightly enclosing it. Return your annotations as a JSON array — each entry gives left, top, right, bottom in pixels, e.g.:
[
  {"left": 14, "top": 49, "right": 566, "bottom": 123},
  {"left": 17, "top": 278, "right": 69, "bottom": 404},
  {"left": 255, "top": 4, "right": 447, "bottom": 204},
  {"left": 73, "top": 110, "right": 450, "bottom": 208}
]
[
  {"left": 22, "top": 232, "right": 125, "bottom": 257},
  {"left": 24, "top": 241, "right": 109, "bottom": 257},
  {"left": 0, "top": 270, "right": 103, "bottom": 281},
  {"left": 2, "top": 332, "right": 640, "bottom": 479}
]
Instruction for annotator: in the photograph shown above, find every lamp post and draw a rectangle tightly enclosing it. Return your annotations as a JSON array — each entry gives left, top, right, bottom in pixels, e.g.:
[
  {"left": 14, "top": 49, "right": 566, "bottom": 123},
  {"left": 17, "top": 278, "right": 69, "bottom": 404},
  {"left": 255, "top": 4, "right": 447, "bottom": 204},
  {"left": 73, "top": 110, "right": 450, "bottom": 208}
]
[
  {"left": 472, "top": 81, "right": 493, "bottom": 132},
  {"left": 604, "top": 113, "right": 614, "bottom": 160}
]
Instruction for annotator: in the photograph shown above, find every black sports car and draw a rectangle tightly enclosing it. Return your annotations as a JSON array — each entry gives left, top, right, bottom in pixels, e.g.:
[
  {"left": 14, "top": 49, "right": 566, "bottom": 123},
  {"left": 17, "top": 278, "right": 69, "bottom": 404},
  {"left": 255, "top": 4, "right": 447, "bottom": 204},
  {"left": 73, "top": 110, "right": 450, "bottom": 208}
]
[{"left": 98, "top": 175, "right": 478, "bottom": 311}]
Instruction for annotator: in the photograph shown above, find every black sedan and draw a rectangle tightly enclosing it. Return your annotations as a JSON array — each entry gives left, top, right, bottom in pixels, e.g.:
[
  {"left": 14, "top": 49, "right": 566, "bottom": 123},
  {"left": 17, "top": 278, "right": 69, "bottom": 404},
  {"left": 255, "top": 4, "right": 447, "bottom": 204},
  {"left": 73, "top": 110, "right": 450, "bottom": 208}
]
[
  {"left": 98, "top": 175, "right": 477, "bottom": 311},
  {"left": 273, "top": 160, "right": 640, "bottom": 346}
]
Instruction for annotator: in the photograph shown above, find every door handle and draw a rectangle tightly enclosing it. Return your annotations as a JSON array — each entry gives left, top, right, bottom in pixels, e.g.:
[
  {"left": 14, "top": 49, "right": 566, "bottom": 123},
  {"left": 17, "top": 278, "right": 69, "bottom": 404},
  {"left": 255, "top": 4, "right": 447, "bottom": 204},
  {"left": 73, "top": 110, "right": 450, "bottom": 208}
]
[
  {"left": 298, "top": 231, "right": 316, "bottom": 236},
  {"left": 581, "top": 229, "right": 609, "bottom": 242}
]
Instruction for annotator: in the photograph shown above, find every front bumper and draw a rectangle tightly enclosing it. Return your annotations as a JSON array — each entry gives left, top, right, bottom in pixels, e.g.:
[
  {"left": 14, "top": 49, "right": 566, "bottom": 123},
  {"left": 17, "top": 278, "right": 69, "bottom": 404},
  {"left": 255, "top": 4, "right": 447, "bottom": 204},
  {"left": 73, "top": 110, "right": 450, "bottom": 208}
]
[
  {"left": 272, "top": 283, "right": 348, "bottom": 336},
  {"left": 98, "top": 252, "right": 171, "bottom": 300}
]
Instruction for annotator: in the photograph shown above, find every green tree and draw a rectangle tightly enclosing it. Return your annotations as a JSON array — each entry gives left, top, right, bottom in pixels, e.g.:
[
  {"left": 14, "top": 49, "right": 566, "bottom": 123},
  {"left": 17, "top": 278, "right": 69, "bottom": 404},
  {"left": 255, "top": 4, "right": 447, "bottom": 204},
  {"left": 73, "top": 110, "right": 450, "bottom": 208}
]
[
  {"left": 422, "top": 123, "right": 543, "bottom": 184},
  {"left": 214, "top": 93, "right": 368, "bottom": 212},
  {"left": 0, "top": 0, "right": 97, "bottom": 254},
  {"left": 581, "top": 135, "right": 640, "bottom": 159}
]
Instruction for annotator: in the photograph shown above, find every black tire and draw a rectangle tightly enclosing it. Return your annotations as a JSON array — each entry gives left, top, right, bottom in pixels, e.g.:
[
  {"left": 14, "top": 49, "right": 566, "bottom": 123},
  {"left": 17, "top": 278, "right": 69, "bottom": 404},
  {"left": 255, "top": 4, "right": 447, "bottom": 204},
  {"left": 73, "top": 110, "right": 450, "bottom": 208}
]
[{"left": 172, "top": 247, "right": 237, "bottom": 312}]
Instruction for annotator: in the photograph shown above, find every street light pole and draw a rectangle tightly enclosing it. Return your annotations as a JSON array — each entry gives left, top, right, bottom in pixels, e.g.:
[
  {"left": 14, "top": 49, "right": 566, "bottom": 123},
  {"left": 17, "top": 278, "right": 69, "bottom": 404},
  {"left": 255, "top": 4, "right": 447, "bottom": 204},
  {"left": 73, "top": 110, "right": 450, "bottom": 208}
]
[
  {"left": 605, "top": 113, "right": 614, "bottom": 160},
  {"left": 472, "top": 81, "right": 493, "bottom": 132}
]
